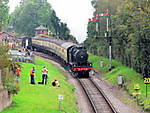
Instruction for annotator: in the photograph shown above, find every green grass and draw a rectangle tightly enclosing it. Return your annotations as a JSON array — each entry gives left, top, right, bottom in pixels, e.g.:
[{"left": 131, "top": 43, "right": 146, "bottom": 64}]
[
  {"left": 1, "top": 58, "right": 79, "bottom": 113},
  {"left": 89, "top": 54, "right": 150, "bottom": 110},
  {"left": 88, "top": 53, "right": 122, "bottom": 73}
]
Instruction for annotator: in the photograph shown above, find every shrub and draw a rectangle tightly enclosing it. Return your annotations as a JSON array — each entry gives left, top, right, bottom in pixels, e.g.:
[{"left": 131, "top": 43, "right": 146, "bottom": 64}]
[
  {"left": 0, "top": 43, "right": 12, "bottom": 69},
  {"left": 144, "top": 98, "right": 150, "bottom": 111},
  {"left": 10, "top": 62, "right": 21, "bottom": 74},
  {"left": 3, "top": 78, "right": 20, "bottom": 95}
]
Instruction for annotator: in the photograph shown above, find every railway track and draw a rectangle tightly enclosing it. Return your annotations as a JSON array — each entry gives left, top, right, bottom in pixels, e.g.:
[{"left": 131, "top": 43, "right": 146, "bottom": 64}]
[
  {"left": 78, "top": 78, "right": 118, "bottom": 113},
  {"left": 34, "top": 51, "right": 117, "bottom": 113},
  {"left": 34, "top": 51, "right": 56, "bottom": 61},
  {"left": 33, "top": 51, "right": 64, "bottom": 65}
]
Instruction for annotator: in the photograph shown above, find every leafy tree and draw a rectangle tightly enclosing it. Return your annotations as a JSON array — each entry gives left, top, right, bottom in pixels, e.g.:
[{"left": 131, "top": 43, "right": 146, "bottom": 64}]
[
  {"left": 10, "top": 0, "right": 51, "bottom": 36},
  {"left": 0, "top": 43, "right": 20, "bottom": 94},
  {"left": 84, "top": 0, "right": 150, "bottom": 76},
  {"left": 112, "top": 0, "right": 150, "bottom": 75},
  {"left": 0, "top": 43, "right": 11, "bottom": 69},
  {"left": 10, "top": 0, "right": 76, "bottom": 41},
  {"left": 0, "top": 0, "right": 9, "bottom": 30}
]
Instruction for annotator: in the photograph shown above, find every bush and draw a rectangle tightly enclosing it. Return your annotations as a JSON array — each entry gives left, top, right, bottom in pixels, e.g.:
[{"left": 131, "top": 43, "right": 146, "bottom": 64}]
[
  {"left": 0, "top": 43, "right": 12, "bottom": 69},
  {"left": 3, "top": 78, "right": 20, "bottom": 95},
  {"left": 144, "top": 98, "right": 150, "bottom": 111},
  {"left": 10, "top": 62, "right": 21, "bottom": 74}
]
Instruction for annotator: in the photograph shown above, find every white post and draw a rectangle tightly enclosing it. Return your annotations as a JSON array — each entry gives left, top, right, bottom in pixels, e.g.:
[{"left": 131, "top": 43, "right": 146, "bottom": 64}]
[
  {"left": 25, "top": 39, "right": 28, "bottom": 48},
  {"left": 58, "top": 95, "right": 64, "bottom": 112},
  {"left": 96, "top": 22, "right": 99, "bottom": 32},
  {"left": 106, "top": 18, "right": 109, "bottom": 32},
  {"left": 0, "top": 70, "right": 1, "bottom": 84},
  {"left": 59, "top": 100, "right": 61, "bottom": 112},
  {"left": 105, "top": 33, "right": 107, "bottom": 37},
  {"left": 109, "top": 45, "right": 112, "bottom": 68},
  {"left": 100, "top": 60, "right": 104, "bottom": 67}
]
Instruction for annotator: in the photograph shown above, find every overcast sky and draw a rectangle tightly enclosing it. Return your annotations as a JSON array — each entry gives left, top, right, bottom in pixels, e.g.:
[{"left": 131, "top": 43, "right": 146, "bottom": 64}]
[{"left": 8, "top": 0, "right": 93, "bottom": 43}]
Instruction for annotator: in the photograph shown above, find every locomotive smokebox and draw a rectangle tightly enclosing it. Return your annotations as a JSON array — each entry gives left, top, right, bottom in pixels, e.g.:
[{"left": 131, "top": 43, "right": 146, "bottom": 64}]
[
  {"left": 74, "top": 49, "right": 88, "bottom": 63},
  {"left": 69, "top": 46, "right": 88, "bottom": 63}
]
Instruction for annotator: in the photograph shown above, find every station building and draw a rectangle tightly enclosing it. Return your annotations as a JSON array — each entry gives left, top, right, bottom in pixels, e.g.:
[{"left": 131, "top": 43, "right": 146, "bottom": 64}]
[{"left": 0, "top": 31, "right": 17, "bottom": 48}]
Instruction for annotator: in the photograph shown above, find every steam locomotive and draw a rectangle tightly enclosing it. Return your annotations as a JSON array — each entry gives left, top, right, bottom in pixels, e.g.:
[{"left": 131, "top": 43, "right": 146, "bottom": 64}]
[{"left": 28, "top": 35, "right": 93, "bottom": 77}]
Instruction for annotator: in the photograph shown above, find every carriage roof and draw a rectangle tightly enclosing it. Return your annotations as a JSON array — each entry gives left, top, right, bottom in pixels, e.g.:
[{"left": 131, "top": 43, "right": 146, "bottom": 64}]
[{"left": 32, "top": 36, "right": 77, "bottom": 49}]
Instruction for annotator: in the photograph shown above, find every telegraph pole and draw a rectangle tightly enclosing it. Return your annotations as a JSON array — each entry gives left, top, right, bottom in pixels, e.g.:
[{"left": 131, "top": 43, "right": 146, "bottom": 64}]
[
  {"left": 94, "top": 10, "right": 112, "bottom": 70},
  {"left": 106, "top": 9, "right": 112, "bottom": 69}
]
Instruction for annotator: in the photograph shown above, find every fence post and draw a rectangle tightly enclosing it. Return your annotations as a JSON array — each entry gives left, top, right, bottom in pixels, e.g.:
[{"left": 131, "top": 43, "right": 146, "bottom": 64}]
[
  {"left": 0, "top": 70, "right": 1, "bottom": 84},
  {"left": 99, "top": 60, "right": 104, "bottom": 67}
]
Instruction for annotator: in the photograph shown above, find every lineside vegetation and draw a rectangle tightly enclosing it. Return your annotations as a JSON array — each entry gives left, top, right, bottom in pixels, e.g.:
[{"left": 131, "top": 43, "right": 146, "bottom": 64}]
[
  {"left": 1, "top": 57, "right": 79, "bottom": 113},
  {"left": 85, "top": 0, "right": 150, "bottom": 76},
  {"left": 89, "top": 54, "right": 150, "bottom": 111}
]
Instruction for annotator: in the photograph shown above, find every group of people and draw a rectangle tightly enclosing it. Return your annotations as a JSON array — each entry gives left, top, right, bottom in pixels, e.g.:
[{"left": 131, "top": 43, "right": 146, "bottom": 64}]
[
  {"left": 15, "top": 66, "right": 59, "bottom": 87},
  {"left": 30, "top": 66, "right": 49, "bottom": 85},
  {"left": 30, "top": 66, "right": 51, "bottom": 85}
]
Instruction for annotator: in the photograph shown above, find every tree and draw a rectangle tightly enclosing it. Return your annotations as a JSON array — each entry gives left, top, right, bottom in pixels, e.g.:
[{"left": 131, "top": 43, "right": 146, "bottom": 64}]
[
  {"left": 10, "top": 0, "right": 51, "bottom": 36},
  {"left": 84, "top": 0, "right": 150, "bottom": 76},
  {"left": 0, "top": 43, "right": 11, "bottom": 69},
  {"left": 0, "top": 0, "right": 9, "bottom": 30},
  {"left": 10, "top": 0, "right": 76, "bottom": 41},
  {"left": 0, "top": 43, "right": 20, "bottom": 94},
  {"left": 112, "top": 0, "right": 150, "bottom": 75}
]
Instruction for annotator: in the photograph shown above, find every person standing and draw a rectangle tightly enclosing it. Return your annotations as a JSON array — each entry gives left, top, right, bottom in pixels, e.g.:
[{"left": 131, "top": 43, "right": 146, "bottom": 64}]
[
  {"left": 41, "top": 66, "right": 48, "bottom": 85},
  {"left": 15, "top": 67, "right": 21, "bottom": 83},
  {"left": 30, "top": 67, "right": 35, "bottom": 84}
]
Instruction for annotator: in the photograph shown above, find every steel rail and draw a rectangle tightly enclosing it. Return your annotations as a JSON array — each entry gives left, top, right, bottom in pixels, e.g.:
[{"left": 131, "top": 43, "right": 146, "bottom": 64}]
[
  {"left": 78, "top": 78, "right": 118, "bottom": 113},
  {"left": 90, "top": 78, "right": 118, "bottom": 113},
  {"left": 78, "top": 78, "right": 98, "bottom": 113}
]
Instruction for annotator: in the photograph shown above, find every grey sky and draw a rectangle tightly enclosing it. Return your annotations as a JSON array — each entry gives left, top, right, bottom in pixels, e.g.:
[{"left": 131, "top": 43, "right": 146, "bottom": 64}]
[{"left": 8, "top": 0, "right": 93, "bottom": 43}]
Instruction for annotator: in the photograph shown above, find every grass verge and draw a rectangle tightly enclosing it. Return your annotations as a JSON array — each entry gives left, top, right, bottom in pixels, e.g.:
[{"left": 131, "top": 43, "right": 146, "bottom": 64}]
[
  {"left": 89, "top": 54, "right": 150, "bottom": 111},
  {"left": 1, "top": 57, "right": 79, "bottom": 113}
]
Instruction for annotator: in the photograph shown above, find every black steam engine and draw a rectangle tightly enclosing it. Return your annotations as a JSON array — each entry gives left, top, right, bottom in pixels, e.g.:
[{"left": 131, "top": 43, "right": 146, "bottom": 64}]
[
  {"left": 29, "top": 36, "right": 93, "bottom": 77},
  {"left": 68, "top": 46, "right": 92, "bottom": 77}
]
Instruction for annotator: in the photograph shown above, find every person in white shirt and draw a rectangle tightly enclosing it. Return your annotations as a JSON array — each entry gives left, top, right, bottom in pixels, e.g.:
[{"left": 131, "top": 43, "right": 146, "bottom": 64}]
[{"left": 41, "top": 66, "right": 48, "bottom": 85}]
